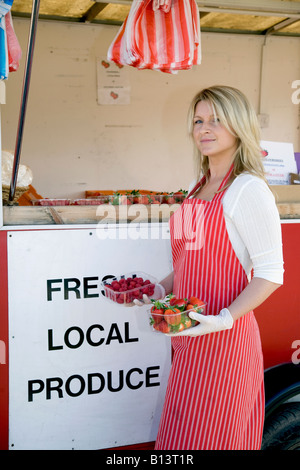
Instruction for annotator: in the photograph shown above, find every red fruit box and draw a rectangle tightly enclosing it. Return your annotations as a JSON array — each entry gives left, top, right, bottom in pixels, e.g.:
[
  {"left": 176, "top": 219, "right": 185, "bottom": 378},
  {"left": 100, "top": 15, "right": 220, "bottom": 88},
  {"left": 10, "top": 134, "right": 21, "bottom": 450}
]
[
  {"left": 32, "top": 199, "right": 72, "bottom": 206},
  {"left": 101, "top": 272, "right": 160, "bottom": 306},
  {"left": 149, "top": 299, "right": 206, "bottom": 334},
  {"left": 161, "top": 192, "right": 187, "bottom": 204},
  {"left": 73, "top": 197, "right": 111, "bottom": 205}
]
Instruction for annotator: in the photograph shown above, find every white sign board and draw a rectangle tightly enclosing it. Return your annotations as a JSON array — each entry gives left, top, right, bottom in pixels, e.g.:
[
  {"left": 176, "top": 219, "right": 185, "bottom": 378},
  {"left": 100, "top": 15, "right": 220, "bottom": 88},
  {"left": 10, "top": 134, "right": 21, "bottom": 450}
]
[
  {"left": 261, "top": 140, "right": 297, "bottom": 185},
  {"left": 8, "top": 226, "right": 172, "bottom": 450}
]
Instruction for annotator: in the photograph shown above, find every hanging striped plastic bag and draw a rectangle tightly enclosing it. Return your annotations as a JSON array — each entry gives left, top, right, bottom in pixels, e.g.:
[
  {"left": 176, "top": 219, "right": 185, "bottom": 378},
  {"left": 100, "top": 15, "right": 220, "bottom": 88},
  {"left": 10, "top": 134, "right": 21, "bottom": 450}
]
[
  {"left": 137, "top": 0, "right": 201, "bottom": 72},
  {"left": 152, "top": 0, "right": 172, "bottom": 13},
  {"left": 107, "top": 0, "right": 201, "bottom": 73},
  {"left": 0, "top": 15, "right": 8, "bottom": 79},
  {"left": 135, "top": 0, "right": 201, "bottom": 72},
  {"left": 0, "top": 0, "right": 15, "bottom": 79},
  {"left": 5, "top": 11, "right": 22, "bottom": 72},
  {"left": 108, "top": 0, "right": 147, "bottom": 69}
]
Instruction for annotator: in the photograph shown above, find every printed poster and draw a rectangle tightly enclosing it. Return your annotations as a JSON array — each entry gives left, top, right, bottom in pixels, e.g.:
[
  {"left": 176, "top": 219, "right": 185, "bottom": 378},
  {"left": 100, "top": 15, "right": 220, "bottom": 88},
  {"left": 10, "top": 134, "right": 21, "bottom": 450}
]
[
  {"left": 261, "top": 140, "right": 297, "bottom": 185},
  {"left": 96, "top": 58, "right": 130, "bottom": 105}
]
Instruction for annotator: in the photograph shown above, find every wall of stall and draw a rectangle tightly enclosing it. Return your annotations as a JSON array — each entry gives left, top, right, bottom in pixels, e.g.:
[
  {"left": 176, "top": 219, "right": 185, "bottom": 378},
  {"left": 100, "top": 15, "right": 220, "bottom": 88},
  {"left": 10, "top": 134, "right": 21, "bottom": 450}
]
[{"left": 2, "top": 18, "right": 300, "bottom": 199}]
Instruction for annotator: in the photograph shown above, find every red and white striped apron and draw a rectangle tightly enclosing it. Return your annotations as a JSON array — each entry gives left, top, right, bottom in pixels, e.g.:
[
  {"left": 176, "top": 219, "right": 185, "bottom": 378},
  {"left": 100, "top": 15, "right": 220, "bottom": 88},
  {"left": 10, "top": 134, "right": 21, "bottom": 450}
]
[{"left": 155, "top": 167, "right": 265, "bottom": 450}]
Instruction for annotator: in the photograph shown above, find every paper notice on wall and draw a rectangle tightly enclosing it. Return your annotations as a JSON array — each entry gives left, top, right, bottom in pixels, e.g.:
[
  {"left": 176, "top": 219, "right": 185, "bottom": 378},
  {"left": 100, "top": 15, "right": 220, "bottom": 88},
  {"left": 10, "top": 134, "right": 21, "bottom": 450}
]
[
  {"left": 260, "top": 140, "right": 297, "bottom": 185},
  {"left": 96, "top": 58, "right": 130, "bottom": 105}
]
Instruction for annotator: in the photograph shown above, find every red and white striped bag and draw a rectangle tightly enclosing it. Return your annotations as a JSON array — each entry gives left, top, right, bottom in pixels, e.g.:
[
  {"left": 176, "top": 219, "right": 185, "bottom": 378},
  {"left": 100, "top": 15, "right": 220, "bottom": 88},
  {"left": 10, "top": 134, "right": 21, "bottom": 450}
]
[
  {"left": 107, "top": 0, "right": 201, "bottom": 73},
  {"left": 5, "top": 11, "right": 22, "bottom": 72}
]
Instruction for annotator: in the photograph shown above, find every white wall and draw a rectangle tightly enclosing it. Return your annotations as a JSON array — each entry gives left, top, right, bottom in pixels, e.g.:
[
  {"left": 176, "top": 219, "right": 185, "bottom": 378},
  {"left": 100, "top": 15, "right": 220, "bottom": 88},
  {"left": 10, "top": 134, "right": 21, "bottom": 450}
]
[{"left": 2, "top": 18, "right": 300, "bottom": 198}]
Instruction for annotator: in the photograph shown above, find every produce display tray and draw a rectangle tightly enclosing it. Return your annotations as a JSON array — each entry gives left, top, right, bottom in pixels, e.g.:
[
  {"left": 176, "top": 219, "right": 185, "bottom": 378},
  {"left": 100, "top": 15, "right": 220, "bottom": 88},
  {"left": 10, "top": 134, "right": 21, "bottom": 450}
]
[{"left": 102, "top": 272, "right": 160, "bottom": 306}]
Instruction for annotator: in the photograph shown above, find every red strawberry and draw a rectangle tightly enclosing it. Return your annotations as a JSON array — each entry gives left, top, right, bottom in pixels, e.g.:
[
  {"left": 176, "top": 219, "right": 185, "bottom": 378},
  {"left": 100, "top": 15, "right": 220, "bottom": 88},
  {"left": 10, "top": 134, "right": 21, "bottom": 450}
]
[
  {"left": 137, "top": 195, "right": 149, "bottom": 204},
  {"left": 189, "top": 296, "right": 205, "bottom": 309},
  {"left": 156, "top": 320, "right": 171, "bottom": 333},
  {"left": 120, "top": 195, "right": 133, "bottom": 205},
  {"left": 169, "top": 297, "right": 188, "bottom": 309},
  {"left": 261, "top": 149, "right": 268, "bottom": 157},
  {"left": 150, "top": 301, "right": 166, "bottom": 324},
  {"left": 164, "top": 308, "right": 182, "bottom": 326},
  {"left": 165, "top": 193, "right": 176, "bottom": 204}
]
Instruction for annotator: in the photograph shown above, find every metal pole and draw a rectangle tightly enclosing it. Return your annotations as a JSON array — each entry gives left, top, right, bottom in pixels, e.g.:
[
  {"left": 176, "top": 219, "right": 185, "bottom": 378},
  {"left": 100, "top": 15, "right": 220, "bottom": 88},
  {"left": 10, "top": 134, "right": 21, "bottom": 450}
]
[{"left": 9, "top": 0, "right": 40, "bottom": 202}]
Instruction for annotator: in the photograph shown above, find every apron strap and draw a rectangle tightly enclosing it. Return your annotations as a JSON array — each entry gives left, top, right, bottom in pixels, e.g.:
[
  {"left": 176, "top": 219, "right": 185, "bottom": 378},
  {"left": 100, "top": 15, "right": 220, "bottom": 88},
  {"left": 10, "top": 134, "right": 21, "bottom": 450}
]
[
  {"left": 213, "top": 163, "right": 234, "bottom": 201},
  {"left": 187, "top": 163, "right": 234, "bottom": 200},
  {"left": 187, "top": 174, "right": 206, "bottom": 199}
]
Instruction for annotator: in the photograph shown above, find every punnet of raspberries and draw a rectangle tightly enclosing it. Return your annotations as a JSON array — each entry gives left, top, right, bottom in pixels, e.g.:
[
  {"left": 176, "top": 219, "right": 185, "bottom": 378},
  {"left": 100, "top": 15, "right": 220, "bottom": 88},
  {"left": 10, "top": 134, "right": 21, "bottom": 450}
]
[{"left": 103, "top": 273, "right": 156, "bottom": 305}]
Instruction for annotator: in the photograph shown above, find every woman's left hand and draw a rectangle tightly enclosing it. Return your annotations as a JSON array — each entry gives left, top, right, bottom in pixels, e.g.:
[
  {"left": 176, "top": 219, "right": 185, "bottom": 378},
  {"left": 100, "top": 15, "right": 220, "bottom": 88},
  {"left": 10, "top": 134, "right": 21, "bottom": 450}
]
[{"left": 166, "top": 308, "right": 234, "bottom": 337}]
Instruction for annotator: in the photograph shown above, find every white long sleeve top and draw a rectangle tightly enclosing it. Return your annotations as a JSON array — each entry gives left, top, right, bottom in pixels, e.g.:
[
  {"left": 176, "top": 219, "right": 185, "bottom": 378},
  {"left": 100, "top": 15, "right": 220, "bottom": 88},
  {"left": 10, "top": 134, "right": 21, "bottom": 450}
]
[{"left": 189, "top": 173, "right": 284, "bottom": 284}]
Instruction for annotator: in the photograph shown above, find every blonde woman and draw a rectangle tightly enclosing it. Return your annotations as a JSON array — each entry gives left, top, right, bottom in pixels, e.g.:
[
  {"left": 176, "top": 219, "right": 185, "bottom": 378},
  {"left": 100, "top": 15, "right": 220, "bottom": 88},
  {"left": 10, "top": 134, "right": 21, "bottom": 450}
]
[{"left": 154, "top": 86, "right": 284, "bottom": 450}]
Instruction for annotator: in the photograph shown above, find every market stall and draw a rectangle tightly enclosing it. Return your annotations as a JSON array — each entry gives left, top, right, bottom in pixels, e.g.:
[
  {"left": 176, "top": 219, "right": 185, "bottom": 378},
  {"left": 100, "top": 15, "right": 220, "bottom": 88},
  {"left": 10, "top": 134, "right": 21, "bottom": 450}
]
[{"left": 1, "top": 0, "right": 300, "bottom": 452}]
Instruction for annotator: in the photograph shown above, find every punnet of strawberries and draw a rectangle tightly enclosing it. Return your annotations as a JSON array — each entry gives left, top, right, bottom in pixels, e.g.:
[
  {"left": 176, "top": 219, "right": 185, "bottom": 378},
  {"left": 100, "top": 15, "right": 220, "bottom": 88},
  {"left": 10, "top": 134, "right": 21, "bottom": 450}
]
[
  {"left": 149, "top": 294, "right": 206, "bottom": 334},
  {"left": 102, "top": 272, "right": 156, "bottom": 305}
]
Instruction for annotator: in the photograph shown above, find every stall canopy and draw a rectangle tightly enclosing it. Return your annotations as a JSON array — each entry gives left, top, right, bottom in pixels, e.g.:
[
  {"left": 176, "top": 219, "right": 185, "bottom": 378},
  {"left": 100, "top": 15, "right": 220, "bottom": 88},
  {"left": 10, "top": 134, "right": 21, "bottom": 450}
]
[{"left": 10, "top": 0, "right": 300, "bottom": 37}]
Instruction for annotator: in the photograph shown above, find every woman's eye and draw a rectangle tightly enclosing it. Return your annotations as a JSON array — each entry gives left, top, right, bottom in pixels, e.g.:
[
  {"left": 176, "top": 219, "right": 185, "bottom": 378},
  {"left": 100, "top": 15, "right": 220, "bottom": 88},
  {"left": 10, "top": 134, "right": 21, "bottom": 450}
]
[{"left": 193, "top": 118, "right": 220, "bottom": 126}]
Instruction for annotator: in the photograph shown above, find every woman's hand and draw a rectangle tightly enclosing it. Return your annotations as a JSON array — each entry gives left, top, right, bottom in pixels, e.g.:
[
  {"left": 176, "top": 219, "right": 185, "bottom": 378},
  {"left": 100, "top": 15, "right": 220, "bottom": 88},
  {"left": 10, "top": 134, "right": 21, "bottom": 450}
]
[
  {"left": 133, "top": 271, "right": 173, "bottom": 306},
  {"left": 166, "top": 308, "right": 234, "bottom": 337},
  {"left": 133, "top": 283, "right": 166, "bottom": 306}
]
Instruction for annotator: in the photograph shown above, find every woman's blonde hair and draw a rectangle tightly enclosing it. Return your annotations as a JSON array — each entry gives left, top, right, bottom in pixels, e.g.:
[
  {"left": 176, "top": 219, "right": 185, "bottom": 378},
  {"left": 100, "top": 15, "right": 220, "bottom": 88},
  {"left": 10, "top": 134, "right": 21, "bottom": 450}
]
[{"left": 187, "top": 85, "right": 267, "bottom": 188}]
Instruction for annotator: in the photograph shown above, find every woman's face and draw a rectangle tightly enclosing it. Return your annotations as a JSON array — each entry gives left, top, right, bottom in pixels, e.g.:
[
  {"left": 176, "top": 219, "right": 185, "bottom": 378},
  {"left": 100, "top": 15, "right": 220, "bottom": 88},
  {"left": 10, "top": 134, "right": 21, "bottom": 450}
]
[{"left": 192, "top": 100, "right": 238, "bottom": 161}]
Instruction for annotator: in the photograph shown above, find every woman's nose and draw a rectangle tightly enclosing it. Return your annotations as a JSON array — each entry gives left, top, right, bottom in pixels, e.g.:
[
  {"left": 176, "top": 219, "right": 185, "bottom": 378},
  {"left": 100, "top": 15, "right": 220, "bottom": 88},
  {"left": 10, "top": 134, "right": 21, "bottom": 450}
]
[{"left": 200, "top": 122, "right": 211, "bottom": 133}]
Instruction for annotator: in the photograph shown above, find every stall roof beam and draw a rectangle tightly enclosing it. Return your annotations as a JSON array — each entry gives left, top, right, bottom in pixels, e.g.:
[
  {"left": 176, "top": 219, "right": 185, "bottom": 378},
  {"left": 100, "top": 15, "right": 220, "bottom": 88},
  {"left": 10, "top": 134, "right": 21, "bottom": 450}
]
[
  {"left": 93, "top": 0, "right": 300, "bottom": 19},
  {"left": 197, "top": 0, "right": 300, "bottom": 18},
  {"left": 82, "top": 2, "right": 108, "bottom": 22},
  {"left": 10, "top": 1, "right": 300, "bottom": 36},
  {"left": 264, "top": 16, "right": 300, "bottom": 34}
]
